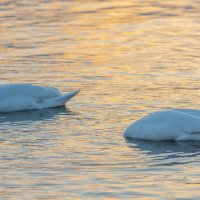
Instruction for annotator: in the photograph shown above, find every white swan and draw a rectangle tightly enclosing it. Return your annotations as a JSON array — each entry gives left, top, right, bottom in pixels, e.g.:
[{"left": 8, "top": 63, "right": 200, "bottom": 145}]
[
  {"left": 0, "top": 84, "right": 80, "bottom": 112},
  {"left": 124, "top": 109, "right": 200, "bottom": 141}
]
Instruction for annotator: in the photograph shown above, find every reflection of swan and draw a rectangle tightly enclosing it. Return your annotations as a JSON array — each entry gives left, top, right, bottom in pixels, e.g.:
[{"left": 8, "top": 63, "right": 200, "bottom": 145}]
[
  {"left": 124, "top": 109, "right": 200, "bottom": 141},
  {"left": 0, "top": 84, "right": 79, "bottom": 112},
  {"left": 125, "top": 138, "right": 200, "bottom": 165},
  {"left": 0, "top": 107, "right": 73, "bottom": 123},
  {"left": 125, "top": 138, "right": 200, "bottom": 155}
]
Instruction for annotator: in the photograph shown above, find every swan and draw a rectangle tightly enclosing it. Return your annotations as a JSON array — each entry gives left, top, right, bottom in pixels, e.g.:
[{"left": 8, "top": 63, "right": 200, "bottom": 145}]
[
  {"left": 0, "top": 84, "right": 80, "bottom": 112},
  {"left": 124, "top": 109, "right": 200, "bottom": 141}
]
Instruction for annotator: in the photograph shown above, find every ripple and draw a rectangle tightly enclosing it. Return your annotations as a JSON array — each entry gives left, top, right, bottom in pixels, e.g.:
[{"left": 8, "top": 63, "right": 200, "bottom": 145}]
[{"left": 1, "top": 0, "right": 200, "bottom": 199}]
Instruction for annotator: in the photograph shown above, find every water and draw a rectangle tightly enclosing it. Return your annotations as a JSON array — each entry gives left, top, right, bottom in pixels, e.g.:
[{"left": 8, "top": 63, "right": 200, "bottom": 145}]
[{"left": 1, "top": 0, "right": 200, "bottom": 199}]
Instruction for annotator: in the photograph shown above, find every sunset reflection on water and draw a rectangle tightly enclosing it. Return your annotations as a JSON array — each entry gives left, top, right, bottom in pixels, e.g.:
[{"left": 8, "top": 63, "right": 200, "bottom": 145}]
[{"left": 0, "top": 0, "right": 200, "bottom": 199}]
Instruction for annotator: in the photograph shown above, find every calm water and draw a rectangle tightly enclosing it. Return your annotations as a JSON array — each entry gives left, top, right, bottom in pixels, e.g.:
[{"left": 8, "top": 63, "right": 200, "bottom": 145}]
[{"left": 1, "top": 0, "right": 200, "bottom": 199}]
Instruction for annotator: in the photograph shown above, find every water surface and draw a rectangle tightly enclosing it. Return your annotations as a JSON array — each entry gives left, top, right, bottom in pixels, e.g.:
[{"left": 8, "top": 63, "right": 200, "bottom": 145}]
[{"left": 1, "top": 0, "right": 200, "bottom": 199}]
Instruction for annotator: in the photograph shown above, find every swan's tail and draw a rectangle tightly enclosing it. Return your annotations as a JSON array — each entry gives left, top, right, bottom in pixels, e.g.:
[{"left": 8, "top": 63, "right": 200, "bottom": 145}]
[
  {"left": 40, "top": 90, "right": 80, "bottom": 109},
  {"left": 60, "top": 90, "right": 80, "bottom": 103}
]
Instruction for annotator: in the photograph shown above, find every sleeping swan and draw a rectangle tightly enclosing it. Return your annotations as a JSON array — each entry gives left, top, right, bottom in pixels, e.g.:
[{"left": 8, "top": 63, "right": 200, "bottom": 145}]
[
  {"left": 124, "top": 109, "right": 200, "bottom": 141},
  {"left": 0, "top": 84, "right": 79, "bottom": 112}
]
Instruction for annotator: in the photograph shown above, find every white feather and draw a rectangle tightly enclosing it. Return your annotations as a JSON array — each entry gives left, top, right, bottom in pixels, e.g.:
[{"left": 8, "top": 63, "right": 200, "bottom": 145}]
[
  {"left": 124, "top": 109, "right": 200, "bottom": 141},
  {"left": 0, "top": 84, "right": 79, "bottom": 112}
]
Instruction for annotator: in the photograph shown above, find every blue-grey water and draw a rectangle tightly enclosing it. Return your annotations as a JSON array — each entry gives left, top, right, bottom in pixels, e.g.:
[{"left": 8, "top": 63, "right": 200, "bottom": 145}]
[{"left": 1, "top": 0, "right": 200, "bottom": 199}]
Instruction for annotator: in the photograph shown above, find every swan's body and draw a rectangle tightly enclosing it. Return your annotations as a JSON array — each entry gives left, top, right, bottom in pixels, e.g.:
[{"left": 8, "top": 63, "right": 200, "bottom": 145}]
[
  {"left": 0, "top": 84, "right": 79, "bottom": 112},
  {"left": 124, "top": 109, "right": 200, "bottom": 141}
]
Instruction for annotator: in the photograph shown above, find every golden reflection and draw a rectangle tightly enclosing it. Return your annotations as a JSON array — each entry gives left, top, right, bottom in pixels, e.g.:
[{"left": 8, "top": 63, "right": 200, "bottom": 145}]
[{"left": 1, "top": 0, "right": 200, "bottom": 199}]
